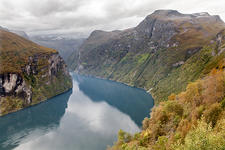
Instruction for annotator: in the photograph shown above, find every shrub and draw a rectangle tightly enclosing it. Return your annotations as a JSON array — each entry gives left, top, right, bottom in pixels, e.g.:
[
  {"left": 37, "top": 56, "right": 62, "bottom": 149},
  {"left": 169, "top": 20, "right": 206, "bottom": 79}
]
[
  {"left": 164, "top": 101, "right": 184, "bottom": 116},
  {"left": 174, "top": 119, "right": 225, "bottom": 150},
  {"left": 152, "top": 136, "right": 168, "bottom": 150},
  {"left": 203, "top": 103, "right": 222, "bottom": 127},
  {"left": 142, "top": 117, "right": 150, "bottom": 130}
]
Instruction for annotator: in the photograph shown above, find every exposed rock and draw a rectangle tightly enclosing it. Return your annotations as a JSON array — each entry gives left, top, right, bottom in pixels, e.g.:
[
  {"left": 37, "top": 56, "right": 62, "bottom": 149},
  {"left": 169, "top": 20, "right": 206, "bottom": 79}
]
[
  {"left": 172, "top": 61, "right": 184, "bottom": 67},
  {"left": 0, "top": 73, "right": 32, "bottom": 104},
  {"left": 48, "top": 53, "right": 69, "bottom": 77}
]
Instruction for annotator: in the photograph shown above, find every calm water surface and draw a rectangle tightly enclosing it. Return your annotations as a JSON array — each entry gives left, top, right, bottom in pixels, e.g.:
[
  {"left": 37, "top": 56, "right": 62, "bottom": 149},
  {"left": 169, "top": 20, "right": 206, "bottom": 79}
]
[{"left": 0, "top": 74, "right": 154, "bottom": 150}]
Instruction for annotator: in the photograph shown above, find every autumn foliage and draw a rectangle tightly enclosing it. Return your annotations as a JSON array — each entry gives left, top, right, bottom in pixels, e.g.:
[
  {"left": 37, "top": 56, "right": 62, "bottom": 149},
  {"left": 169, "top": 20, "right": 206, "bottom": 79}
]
[{"left": 110, "top": 61, "right": 225, "bottom": 150}]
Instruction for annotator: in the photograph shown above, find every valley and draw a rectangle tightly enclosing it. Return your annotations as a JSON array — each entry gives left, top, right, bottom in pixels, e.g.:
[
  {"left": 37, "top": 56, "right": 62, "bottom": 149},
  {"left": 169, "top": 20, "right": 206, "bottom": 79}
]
[{"left": 0, "top": 6, "right": 224, "bottom": 150}]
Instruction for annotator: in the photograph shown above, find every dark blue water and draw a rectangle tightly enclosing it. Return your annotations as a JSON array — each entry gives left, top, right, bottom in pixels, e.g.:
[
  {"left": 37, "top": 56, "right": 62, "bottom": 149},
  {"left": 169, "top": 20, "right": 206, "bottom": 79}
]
[{"left": 0, "top": 74, "right": 154, "bottom": 150}]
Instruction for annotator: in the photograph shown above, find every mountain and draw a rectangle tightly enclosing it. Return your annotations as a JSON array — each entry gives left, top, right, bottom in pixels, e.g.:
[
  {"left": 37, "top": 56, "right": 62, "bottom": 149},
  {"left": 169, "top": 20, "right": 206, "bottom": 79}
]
[
  {"left": 0, "top": 29, "right": 72, "bottom": 116},
  {"left": 0, "top": 26, "right": 30, "bottom": 39},
  {"left": 10, "top": 30, "right": 29, "bottom": 39},
  {"left": 0, "top": 26, "right": 9, "bottom": 31},
  {"left": 108, "top": 11, "right": 225, "bottom": 149},
  {"left": 68, "top": 10, "right": 225, "bottom": 104},
  {"left": 30, "top": 35, "right": 85, "bottom": 64}
]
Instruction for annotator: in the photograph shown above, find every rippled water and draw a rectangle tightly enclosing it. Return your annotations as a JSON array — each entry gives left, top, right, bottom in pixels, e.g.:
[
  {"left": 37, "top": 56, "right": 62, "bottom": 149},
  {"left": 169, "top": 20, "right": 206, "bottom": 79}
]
[{"left": 0, "top": 74, "right": 154, "bottom": 150}]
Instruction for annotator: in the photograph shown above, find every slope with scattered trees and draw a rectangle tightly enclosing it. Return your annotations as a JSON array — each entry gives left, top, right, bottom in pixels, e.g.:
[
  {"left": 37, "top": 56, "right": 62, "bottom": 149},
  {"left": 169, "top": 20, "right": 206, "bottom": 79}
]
[{"left": 110, "top": 58, "right": 225, "bottom": 150}]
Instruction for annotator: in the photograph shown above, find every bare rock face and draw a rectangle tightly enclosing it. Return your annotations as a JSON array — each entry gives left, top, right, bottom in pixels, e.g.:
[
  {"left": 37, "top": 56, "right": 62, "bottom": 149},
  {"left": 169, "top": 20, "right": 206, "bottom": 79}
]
[
  {"left": 0, "top": 74, "right": 32, "bottom": 104},
  {"left": 135, "top": 10, "right": 178, "bottom": 47},
  {"left": 48, "top": 54, "right": 69, "bottom": 77}
]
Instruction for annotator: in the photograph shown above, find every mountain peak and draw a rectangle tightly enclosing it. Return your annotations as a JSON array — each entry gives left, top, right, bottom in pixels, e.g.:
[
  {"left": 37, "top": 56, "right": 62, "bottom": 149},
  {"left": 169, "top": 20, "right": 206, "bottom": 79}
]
[
  {"left": 149, "top": 9, "right": 220, "bottom": 21},
  {"left": 152, "top": 9, "right": 182, "bottom": 16},
  {"left": 192, "top": 12, "right": 210, "bottom": 17}
]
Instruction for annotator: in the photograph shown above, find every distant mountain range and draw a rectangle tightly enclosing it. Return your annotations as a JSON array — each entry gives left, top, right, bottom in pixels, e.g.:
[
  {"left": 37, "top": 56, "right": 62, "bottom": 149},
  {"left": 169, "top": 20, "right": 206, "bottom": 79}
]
[{"left": 30, "top": 35, "right": 85, "bottom": 64}]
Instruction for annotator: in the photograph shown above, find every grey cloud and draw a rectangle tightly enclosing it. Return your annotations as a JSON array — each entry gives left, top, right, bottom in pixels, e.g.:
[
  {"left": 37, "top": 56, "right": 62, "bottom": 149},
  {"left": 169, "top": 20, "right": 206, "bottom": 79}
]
[
  {"left": 0, "top": 0, "right": 224, "bottom": 38},
  {"left": 24, "top": 0, "right": 84, "bottom": 17}
]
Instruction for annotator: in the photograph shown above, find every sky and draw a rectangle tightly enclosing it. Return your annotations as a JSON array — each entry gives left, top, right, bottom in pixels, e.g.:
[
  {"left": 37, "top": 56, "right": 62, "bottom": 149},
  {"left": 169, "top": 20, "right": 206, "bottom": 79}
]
[{"left": 0, "top": 0, "right": 225, "bottom": 37}]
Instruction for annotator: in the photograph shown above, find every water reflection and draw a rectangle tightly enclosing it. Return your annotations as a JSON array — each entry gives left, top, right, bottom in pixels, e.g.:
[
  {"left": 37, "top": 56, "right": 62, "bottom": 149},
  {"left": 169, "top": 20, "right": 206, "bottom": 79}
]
[
  {"left": 12, "top": 81, "right": 139, "bottom": 150},
  {"left": 74, "top": 74, "right": 154, "bottom": 126},
  {"left": 0, "top": 90, "right": 72, "bottom": 150},
  {"left": 0, "top": 74, "right": 154, "bottom": 150}
]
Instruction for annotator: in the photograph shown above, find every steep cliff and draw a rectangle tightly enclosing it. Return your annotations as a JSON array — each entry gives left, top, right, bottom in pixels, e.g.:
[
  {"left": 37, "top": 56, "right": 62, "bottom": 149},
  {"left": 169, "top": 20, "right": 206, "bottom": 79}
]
[
  {"left": 69, "top": 10, "right": 225, "bottom": 103},
  {"left": 0, "top": 29, "right": 72, "bottom": 116}
]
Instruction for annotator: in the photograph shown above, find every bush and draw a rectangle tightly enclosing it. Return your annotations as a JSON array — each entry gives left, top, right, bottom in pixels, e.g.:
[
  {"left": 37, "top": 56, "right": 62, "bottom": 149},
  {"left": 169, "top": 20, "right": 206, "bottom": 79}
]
[
  {"left": 174, "top": 119, "right": 225, "bottom": 150},
  {"left": 203, "top": 103, "right": 222, "bottom": 127},
  {"left": 152, "top": 136, "right": 168, "bottom": 150},
  {"left": 164, "top": 101, "right": 184, "bottom": 116},
  {"left": 118, "top": 129, "right": 132, "bottom": 143}
]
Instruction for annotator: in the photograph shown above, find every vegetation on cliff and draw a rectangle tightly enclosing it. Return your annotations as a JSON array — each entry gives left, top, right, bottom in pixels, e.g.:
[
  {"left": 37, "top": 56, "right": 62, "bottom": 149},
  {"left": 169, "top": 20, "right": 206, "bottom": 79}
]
[{"left": 110, "top": 59, "right": 225, "bottom": 150}]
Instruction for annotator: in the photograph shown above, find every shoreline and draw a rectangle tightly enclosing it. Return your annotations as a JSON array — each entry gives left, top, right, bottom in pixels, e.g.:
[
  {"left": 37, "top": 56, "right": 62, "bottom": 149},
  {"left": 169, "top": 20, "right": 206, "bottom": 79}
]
[
  {"left": 72, "top": 72, "right": 155, "bottom": 103},
  {"left": 1, "top": 72, "right": 155, "bottom": 117},
  {"left": 0, "top": 88, "right": 72, "bottom": 117}
]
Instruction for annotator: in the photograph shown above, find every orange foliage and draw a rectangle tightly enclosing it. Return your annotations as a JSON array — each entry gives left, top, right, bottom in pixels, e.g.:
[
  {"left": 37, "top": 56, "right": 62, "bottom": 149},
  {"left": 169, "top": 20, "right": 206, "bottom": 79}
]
[{"left": 140, "top": 69, "right": 225, "bottom": 149}]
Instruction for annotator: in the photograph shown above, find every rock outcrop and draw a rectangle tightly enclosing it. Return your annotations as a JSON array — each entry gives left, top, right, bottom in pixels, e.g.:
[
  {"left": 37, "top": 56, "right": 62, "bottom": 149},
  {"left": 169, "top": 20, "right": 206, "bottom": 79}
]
[
  {"left": 0, "top": 73, "right": 32, "bottom": 103},
  {"left": 0, "top": 29, "right": 72, "bottom": 116}
]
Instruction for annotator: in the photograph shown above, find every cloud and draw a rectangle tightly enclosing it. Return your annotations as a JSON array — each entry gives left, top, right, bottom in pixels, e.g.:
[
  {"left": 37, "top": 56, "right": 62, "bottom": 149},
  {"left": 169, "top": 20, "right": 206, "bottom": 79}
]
[{"left": 0, "top": 0, "right": 224, "bottom": 37}]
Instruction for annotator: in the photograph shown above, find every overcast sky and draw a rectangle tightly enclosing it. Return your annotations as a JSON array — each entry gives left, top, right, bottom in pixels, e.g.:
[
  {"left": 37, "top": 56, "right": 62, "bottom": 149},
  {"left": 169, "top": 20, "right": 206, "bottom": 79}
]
[{"left": 0, "top": 0, "right": 225, "bottom": 37}]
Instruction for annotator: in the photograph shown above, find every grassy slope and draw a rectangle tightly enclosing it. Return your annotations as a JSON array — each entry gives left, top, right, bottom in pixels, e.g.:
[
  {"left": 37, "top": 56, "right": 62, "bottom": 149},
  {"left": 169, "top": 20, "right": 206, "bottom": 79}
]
[
  {"left": 110, "top": 57, "right": 225, "bottom": 150},
  {"left": 0, "top": 30, "right": 56, "bottom": 73}
]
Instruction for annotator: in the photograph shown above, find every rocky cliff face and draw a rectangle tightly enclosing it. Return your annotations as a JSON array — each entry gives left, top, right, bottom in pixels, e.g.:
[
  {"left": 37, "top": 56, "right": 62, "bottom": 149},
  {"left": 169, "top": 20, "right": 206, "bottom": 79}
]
[
  {"left": 0, "top": 29, "right": 72, "bottom": 116},
  {"left": 68, "top": 10, "right": 225, "bottom": 103},
  {"left": 0, "top": 73, "right": 32, "bottom": 104}
]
